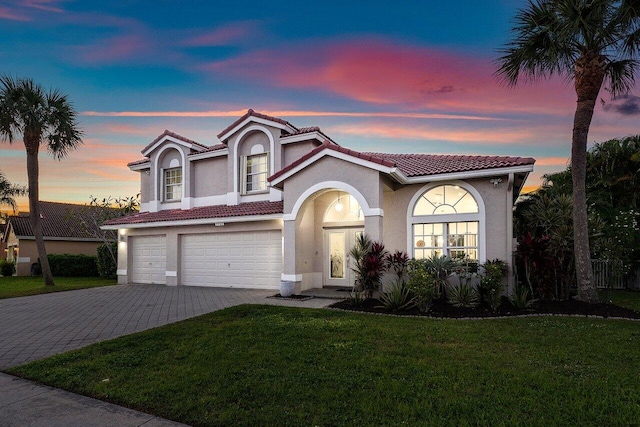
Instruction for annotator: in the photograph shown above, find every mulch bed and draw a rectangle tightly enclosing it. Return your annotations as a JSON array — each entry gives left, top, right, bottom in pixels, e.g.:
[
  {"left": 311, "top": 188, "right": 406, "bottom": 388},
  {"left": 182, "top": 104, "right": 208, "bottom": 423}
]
[{"left": 329, "top": 297, "right": 640, "bottom": 319}]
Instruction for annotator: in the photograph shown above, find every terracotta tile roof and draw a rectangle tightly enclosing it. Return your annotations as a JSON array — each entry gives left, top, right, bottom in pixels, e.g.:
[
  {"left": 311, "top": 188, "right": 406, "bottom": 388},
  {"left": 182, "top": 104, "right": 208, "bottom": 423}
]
[
  {"left": 103, "top": 201, "right": 284, "bottom": 226},
  {"left": 269, "top": 142, "right": 535, "bottom": 182},
  {"left": 364, "top": 153, "right": 536, "bottom": 177},
  {"left": 141, "top": 130, "right": 208, "bottom": 154},
  {"left": 284, "top": 126, "right": 339, "bottom": 145},
  {"left": 288, "top": 126, "right": 320, "bottom": 135},
  {"left": 269, "top": 141, "right": 394, "bottom": 181},
  {"left": 127, "top": 158, "right": 150, "bottom": 167},
  {"left": 217, "top": 109, "right": 298, "bottom": 140},
  {"left": 7, "top": 201, "right": 117, "bottom": 240},
  {"left": 193, "top": 143, "right": 227, "bottom": 154}
]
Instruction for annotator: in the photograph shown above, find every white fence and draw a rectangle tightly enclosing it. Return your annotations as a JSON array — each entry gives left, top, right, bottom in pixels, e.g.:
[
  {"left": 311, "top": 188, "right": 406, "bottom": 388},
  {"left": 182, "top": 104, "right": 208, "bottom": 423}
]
[{"left": 592, "top": 259, "right": 625, "bottom": 290}]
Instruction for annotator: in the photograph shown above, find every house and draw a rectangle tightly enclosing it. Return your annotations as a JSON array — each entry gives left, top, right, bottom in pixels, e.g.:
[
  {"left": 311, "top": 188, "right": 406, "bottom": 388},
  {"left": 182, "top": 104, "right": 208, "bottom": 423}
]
[
  {"left": 0, "top": 223, "right": 7, "bottom": 261},
  {"left": 3, "top": 201, "right": 114, "bottom": 276},
  {"left": 103, "top": 109, "right": 535, "bottom": 292}
]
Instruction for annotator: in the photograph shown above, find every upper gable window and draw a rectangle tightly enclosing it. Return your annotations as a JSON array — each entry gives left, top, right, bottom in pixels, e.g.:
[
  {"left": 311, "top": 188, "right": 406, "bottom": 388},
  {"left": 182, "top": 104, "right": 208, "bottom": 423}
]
[
  {"left": 164, "top": 167, "right": 182, "bottom": 201},
  {"left": 241, "top": 153, "right": 268, "bottom": 194}
]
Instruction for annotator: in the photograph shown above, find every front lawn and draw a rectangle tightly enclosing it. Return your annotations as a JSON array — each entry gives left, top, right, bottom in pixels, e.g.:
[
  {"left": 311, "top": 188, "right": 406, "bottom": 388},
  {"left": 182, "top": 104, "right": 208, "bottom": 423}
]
[
  {"left": 8, "top": 305, "right": 640, "bottom": 426},
  {"left": 0, "top": 276, "right": 117, "bottom": 299}
]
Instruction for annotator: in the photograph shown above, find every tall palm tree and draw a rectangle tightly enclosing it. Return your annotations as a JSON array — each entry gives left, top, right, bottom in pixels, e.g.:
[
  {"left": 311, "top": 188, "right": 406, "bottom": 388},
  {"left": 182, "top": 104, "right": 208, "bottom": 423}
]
[
  {"left": 0, "top": 170, "right": 27, "bottom": 213},
  {"left": 497, "top": 0, "right": 640, "bottom": 303},
  {"left": 0, "top": 76, "right": 83, "bottom": 286}
]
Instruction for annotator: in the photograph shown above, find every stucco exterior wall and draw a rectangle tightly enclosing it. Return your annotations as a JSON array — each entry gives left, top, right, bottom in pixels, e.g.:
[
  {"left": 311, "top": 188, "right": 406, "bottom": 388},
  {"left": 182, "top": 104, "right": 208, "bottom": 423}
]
[
  {"left": 282, "top": 141, "right": 317, "bottom": 167},
  {"left": 192, "top": 157, "right": 227, "bottom": 198},
  {"left": 381, "top": 176, "right": 510, "bottom": 263},
  {"left": 282, "top": 157, "right": 383, "bottom": 214},
  {"left": 140, "top": 170, "right": 151, "bottom": 203},
  {"left": 14, "top": 239, "right": 102, "bottom": 276}
]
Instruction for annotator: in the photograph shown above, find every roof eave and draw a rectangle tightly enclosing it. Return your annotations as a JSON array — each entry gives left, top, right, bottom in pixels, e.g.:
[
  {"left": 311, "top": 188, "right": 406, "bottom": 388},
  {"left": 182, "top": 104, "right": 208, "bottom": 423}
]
[{"left": 101, "top": 213, "right": 283, "bottom": 230}]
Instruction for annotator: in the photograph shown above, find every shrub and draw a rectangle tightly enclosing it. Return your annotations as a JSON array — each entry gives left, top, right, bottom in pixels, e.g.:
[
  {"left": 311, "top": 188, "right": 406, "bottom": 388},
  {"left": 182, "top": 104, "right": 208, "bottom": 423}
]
[
  {"left": 97, "top": 242, "right": 117, "bottom": 279},
  {"left": 346, "top": 290, "right": 365, "bottom": 307},
  {"left": 407, "top": 259, "right": 439, "bottom": 313},
  {"left": 446, "top": 282, "right": 479, "bottom": 308},
  {"left": 510, "top": 284, "right": 535, "bottom": 309},
  {"left": 46, "top": 254, "right": 99, "bottom": 277},
  {"left": 0, "top": 259, "right": 15, "bottom": 277},
  {"left": 422, "top": 254, "right": 454, "bottom": 296},
  {"left": 386, "top": 250, "right": 410, "bottom": 282},
  {"left": 350, "top": 234, "right": 388, "bottom": 298},
  {"left": 377, "top": 281, "right": 416, "bottom": 312},
  {"left": 478, "top": 260, "right": 507, "bottom": 312}
]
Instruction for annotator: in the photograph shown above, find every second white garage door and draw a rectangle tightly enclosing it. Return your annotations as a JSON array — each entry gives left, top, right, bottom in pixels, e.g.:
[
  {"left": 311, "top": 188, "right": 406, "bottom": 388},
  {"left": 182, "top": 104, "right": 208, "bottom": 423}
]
[{"left": 181, "top": 230, "right": 282, "bottom": 289}]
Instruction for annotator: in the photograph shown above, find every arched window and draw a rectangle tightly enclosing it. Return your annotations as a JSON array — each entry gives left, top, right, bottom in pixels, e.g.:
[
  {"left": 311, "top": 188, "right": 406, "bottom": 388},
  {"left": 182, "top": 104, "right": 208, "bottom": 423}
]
[{"left": 410, "top": 184, "right": 481, "bottom": 260}]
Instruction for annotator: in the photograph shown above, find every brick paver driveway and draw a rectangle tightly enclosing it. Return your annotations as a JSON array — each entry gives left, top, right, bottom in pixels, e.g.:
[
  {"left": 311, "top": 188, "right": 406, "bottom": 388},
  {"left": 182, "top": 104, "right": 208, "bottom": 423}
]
[{"left": 0, "top": 284, "right": 332, "bottom": 369}]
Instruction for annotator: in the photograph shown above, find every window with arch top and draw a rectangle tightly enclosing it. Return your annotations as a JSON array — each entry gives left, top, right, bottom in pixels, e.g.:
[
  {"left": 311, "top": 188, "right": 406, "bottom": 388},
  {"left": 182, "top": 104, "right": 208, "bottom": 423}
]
[{"left": 411, "top": 184, "right": 479, "bottom": 260}]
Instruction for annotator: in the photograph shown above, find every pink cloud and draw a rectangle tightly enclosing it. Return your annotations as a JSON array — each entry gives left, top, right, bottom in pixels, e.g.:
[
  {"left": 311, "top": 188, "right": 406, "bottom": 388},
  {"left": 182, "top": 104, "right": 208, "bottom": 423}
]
[
  {"left": 203, "top": 38, "right": 576, "bottom": 116},
  {"left": 329, "top": 122, "right": 534, "bottom": 145},
  {"left": 80, "top": 108, "right": 505, "bottom": 121},
  {"left": 0, "top": 6, "right": 31, "bottom": 21},
  {"left": 0, "top": 0, "right": 64, "bottom": 21},
  {"left": 76, "top": 33, "right": 150, "bottom": 64},
  {"left": 183, "top": 21, "right": 260, "bottom": 47}
]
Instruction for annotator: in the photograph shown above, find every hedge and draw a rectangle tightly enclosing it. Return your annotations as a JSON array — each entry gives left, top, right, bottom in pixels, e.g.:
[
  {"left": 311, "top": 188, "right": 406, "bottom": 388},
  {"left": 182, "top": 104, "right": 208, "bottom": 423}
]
[{"left": 43, "top": 254, "right": 99, "bottom": 277}]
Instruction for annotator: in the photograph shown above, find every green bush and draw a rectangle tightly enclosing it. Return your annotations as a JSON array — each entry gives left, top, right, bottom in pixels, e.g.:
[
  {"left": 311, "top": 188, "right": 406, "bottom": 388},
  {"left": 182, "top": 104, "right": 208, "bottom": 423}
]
[
  {"left": 97, "top": 242, "right": 117, "bottom": 279},
  {"left": 446, "top": 282, "right": 480, "bottom": 308},
  {"left": 407, "top": 259, "right": 439, "bottom": 313},
  {"left": 478, "top": 260, "right": 507, "bottom": 312},
  {"left": 46, "top": 254, "right": 99, "bottom": 277},
  {"left": 377, "top": 281, "right": 416, "bottom": 312},
  {"left": 0, "top": 259, "right": 15, "bottom": 277}
]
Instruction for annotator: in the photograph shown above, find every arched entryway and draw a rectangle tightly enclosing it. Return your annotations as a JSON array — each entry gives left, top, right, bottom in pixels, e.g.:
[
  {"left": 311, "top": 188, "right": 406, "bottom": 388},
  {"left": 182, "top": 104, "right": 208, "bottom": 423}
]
[{"left": 282, "top": 181, "right": 381, "bottom": 291}]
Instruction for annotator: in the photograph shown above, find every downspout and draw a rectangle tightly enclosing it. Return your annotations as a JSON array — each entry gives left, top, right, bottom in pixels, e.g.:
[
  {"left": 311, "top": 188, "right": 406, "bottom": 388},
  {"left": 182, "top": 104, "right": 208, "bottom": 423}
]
[{"left": 506, "top": 173, "right": 514, "bottom": 292}]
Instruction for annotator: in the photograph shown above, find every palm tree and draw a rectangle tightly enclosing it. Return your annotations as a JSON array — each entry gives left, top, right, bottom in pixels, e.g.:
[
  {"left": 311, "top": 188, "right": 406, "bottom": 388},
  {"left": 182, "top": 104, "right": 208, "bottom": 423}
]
[
  {"left": 0, "top": 170, "right": 27, "bottom": 213},
  {"left": 497, "top": 0, "right": 640, "bottom": 303},
  {"left": 0, "top": 76, "right": 83, "bottom": 286}
]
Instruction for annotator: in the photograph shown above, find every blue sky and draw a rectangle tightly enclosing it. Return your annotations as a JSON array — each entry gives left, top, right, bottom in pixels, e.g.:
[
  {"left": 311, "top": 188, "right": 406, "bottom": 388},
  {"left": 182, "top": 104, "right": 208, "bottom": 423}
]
[{"left": 1, "top": 0, "right": 639, "bottom": 211}]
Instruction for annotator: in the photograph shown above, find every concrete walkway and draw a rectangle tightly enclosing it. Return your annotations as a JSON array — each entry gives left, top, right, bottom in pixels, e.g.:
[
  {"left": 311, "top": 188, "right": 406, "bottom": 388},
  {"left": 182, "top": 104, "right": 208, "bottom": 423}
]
[{"left": 0, "top": 284, "right": 339, "bottom": 426}]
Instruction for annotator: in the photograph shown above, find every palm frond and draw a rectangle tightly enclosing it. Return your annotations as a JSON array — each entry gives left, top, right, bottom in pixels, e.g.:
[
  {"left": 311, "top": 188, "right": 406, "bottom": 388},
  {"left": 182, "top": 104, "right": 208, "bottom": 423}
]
[{"left": 605, "top": 58, "right": 639, "bottom": 95}]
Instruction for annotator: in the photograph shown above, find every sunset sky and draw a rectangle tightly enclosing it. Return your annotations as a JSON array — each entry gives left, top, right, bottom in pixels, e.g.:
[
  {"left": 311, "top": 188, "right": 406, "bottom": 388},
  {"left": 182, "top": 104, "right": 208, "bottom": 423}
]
[{"left": 1, "top": 0, "right": 639, "bottom": 213}]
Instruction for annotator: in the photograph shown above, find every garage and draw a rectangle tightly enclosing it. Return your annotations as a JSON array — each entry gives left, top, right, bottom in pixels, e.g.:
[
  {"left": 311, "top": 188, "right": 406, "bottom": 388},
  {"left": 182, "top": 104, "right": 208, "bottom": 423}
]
[
  {"left": 130, "top": 235, "right": 167, "bottom": 284},
  {"left": 181, "top": 230, "right": 282, "bottom": 288}
]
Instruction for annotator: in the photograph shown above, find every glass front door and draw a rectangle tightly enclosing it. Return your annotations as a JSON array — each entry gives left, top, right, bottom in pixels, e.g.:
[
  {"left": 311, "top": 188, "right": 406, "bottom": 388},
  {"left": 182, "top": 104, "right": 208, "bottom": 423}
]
[{"left": 325, "top": 227, "right": 363, "bottom": 287}]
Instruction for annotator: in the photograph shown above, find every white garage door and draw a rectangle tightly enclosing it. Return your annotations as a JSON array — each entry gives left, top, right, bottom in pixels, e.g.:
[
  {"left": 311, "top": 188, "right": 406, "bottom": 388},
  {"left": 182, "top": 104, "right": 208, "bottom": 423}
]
[
  {"left": 130, "top": 235, "right": 167, "bottom": 284},
  {"left": 181, "top": 230, "right": 281, "bottom": 289}
]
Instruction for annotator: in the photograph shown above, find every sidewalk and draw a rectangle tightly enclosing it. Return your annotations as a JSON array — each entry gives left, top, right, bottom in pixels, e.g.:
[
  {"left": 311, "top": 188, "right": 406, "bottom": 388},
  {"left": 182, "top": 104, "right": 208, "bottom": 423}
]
[{"left": 0, "top": 373, "right": 187, "bottom": 427}]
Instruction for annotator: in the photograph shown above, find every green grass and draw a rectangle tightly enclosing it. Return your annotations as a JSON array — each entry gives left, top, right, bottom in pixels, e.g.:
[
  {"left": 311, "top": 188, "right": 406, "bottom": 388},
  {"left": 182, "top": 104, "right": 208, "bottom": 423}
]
[
  {"left": 602, "top": 289, "right": 640, "bottom": 312},
  {"left": 8, "top": 305, "right": 640, "bottom": 426},
  {"left": 0, "top": 276, "right": 117, "bottom": 299}
]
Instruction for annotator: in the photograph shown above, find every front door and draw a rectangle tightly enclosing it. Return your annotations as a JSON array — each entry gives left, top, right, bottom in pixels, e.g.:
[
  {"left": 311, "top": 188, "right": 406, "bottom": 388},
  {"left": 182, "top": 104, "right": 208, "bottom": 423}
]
[{"left": 325, "top": 227, "right": 363, "bottom": 288}]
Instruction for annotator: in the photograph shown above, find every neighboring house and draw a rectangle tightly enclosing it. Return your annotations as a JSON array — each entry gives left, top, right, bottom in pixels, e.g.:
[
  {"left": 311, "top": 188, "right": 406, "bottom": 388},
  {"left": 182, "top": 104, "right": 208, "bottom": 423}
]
[
  {"left": 103, "top": 109, "right": 535, "bottom": 292},
  {"left": 0, "top": 223, "right": 6, "bottom": 261},
  {"left": 3, "top": 201, "right": 115, "bottom": 276}
]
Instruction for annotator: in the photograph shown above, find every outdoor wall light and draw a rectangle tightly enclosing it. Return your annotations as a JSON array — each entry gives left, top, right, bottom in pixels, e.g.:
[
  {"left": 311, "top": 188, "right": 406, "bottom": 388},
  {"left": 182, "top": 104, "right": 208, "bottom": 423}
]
[
  {"left": 335, "top": 192, "right": 343, "bottom": 212},
  {"left": 490, "top": 178, "right": 503, "bottom": 187}
]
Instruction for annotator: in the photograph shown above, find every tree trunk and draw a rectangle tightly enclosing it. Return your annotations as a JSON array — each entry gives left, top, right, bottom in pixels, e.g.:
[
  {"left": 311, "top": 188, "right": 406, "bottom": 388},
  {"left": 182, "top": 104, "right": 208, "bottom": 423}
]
[
  {"left": 25, "top": 146, "right": 55, "bottom": 286},
  {"left": 571, "top": 54, "right": 605, "bottom": 303}
]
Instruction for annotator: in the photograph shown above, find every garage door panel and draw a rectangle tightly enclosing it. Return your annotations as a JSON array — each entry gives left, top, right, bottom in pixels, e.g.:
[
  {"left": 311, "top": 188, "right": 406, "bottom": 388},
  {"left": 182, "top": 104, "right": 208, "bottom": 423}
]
[
  {"left": 130, "top": 235, "right": 166, "bottom": 285},
  {"left": 181, "top": 231, "right": 281, "bottom": 289}
]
